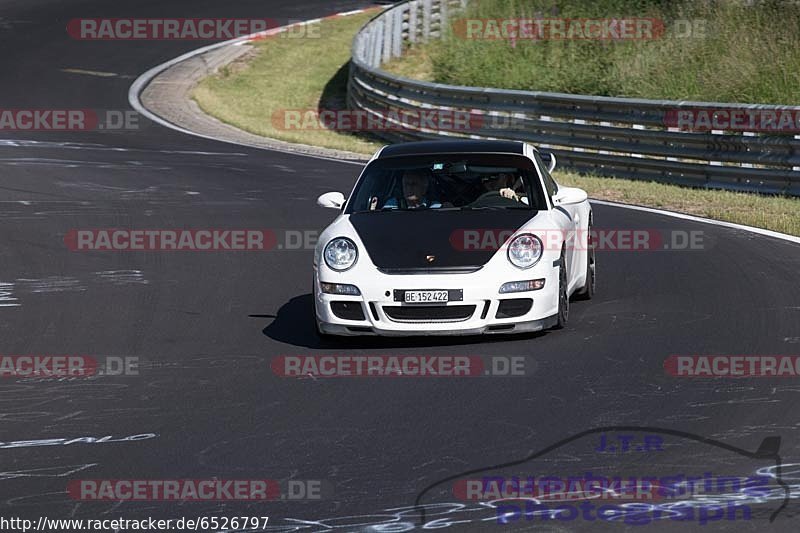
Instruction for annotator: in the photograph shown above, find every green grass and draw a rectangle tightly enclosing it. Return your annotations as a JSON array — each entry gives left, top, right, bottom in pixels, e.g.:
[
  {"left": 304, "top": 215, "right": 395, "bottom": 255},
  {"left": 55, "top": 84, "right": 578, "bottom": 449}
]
[
  {"left": 384, "top": 0, "right": 800, "bottom": 104},
  {"left": 192, "top": 3, "right": 800, "bottom": 237},
  {"left": 193, "top": 11, "right": 383, "bottom": 154},
  {"left": 556, "top": 171, "right": 800, "bottom": 236}
]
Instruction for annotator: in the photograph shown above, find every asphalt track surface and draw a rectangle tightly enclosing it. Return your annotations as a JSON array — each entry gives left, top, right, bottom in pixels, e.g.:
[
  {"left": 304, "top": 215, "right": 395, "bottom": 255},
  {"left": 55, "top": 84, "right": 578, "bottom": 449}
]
[{"left": 0, "top": 1, "right": 799, "bottom": 531}]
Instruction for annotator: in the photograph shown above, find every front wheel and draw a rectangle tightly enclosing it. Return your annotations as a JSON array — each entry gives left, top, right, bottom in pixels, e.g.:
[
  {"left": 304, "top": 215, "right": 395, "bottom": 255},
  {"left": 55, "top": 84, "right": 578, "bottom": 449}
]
[
  {"left": 553, "top": 248, "right": 569, "bottom": 329},
  {"left": 575, "top": 219, "right": 595, "bottom": 300}
]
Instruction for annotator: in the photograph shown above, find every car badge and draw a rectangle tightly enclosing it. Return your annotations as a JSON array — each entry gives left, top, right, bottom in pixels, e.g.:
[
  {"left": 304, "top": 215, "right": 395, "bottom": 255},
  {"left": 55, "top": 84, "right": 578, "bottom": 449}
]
[{"left": 426, "top": 255, "right": 436, "bottom": 263}]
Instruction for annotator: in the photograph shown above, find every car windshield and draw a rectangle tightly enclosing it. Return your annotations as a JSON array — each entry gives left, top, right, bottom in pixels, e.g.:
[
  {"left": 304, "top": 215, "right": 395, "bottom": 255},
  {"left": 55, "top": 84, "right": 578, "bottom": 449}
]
[{"left": 346, "top": 153, "right": 546, "bottom": 214}]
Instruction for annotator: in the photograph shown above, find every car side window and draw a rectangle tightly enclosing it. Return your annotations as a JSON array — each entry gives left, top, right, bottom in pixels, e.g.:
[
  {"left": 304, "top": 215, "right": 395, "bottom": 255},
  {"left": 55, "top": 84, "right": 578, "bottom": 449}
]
[{"left": 534, "top": 152, "right": 558, "bottom": 198}]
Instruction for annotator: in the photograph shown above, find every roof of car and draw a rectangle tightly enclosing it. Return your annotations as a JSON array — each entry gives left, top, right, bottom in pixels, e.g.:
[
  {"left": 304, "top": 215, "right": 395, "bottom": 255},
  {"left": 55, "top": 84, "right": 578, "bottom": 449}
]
[{"left": 377, "top": 140, "right": 528, "bottom": 158}]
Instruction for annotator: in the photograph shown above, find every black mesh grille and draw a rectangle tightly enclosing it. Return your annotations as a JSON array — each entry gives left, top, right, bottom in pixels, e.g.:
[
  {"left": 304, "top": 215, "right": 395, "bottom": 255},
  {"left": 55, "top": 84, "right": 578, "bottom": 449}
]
[{"left": 383, "top": 305, "right": 476, "bottom": 322}]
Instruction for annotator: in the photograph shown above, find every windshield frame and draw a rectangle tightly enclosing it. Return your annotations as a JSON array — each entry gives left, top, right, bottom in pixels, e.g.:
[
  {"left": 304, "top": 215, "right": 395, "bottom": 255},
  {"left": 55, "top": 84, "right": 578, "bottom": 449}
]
[{"left": 344, "top": 152, "right": 547, "bottom": 215}]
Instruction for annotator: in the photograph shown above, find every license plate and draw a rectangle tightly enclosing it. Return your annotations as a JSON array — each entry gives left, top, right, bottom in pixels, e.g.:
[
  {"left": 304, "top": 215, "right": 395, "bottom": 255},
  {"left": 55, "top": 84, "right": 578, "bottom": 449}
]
[{"left": 404, "top": 290, "right": 449, "bottom": 303}]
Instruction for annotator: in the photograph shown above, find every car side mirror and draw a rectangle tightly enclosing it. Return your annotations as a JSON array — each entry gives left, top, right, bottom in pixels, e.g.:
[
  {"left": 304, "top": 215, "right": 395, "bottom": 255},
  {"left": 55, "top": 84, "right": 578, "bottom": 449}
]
[
  {"left": 317, "top": 191, "right": 346, "bottom": 210},
  {"left": 546, "top": 153, "right": 557, "bottom": 173},
  {"left": 553, "top": 187, "right": 587, "bottom": 206}
]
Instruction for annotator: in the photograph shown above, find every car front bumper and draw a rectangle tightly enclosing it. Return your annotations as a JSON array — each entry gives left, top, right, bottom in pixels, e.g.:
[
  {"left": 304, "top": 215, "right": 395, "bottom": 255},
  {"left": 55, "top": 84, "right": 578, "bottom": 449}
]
[{"left": 314, "top": 264, "right": 560, "bottom": 337}]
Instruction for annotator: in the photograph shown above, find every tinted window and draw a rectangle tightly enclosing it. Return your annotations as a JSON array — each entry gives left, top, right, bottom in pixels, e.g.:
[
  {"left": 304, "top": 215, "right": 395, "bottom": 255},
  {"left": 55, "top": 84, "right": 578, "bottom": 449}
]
[{"left": 346, "top": 154, "right": 546, "bottom": 214}]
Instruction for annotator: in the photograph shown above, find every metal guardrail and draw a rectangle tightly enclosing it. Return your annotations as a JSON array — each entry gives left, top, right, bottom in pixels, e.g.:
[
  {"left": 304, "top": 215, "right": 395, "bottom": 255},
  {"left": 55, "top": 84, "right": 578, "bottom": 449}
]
[{"left": 349, "top": 0, "right": 800, "bottom": 196}]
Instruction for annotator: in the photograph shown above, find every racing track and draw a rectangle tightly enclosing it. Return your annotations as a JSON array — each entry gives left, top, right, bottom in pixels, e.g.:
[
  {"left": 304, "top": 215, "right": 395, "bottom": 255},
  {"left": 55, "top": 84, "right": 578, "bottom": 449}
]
[{"left": 0, "top": 0, "right": 799, "bottom": 531}]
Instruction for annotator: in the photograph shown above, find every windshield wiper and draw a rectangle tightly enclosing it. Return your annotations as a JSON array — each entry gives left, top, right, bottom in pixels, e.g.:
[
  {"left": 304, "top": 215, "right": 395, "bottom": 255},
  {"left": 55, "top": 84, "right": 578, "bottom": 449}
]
[
  {"left": 352, "top": 207, "right": 398, "bottom": 213},
  {"left": 355, "top": 206, "right": 429, "bottom": 213}
]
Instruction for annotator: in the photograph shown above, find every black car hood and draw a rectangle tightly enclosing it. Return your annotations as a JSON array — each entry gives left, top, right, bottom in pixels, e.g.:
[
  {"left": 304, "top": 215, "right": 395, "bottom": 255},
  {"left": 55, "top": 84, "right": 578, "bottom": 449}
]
[{"left": 349, "top": 210, "right": 536, "bottom": 271}]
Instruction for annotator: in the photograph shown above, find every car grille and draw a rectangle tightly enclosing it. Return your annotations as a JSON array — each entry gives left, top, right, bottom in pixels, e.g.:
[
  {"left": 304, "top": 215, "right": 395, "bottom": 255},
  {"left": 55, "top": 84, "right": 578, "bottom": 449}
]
[
  {"left": 496, "top": 298, "right": 533, "bottom": 319},
  {"left": 377, "top": 266, "right": 483, "bottom": 275},
  {"left": 382, "top": 305, "right": 476, "bottom": 323}
]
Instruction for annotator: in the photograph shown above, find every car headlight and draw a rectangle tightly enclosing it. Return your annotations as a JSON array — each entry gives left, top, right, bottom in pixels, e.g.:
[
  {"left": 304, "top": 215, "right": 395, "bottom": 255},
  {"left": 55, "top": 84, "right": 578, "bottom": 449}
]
[
  {"left": 507, "top": 234, "right": 543, "bottom": 269},
  {"left": 324, "top": 238, "right": 358, "bottom": 271}
]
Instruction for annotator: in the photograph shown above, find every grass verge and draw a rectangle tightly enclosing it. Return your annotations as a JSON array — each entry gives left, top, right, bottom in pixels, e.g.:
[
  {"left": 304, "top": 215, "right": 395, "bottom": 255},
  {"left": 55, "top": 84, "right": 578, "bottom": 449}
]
[
  {"left": 192, "top": 6, "right": 800, "bottom": 237},
  {"left": 556, "top": 171, "right": 800, "bottom": 236},
  {"left": 193, "top": 11, "right": 382, "bottom": 154},
  {"left": 384, "top": 0, "right": 800, "bottom": 104}
]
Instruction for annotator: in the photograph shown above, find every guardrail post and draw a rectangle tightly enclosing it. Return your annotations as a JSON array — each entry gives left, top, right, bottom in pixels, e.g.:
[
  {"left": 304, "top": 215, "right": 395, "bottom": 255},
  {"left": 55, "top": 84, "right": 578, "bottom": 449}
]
[
  {"left": 373, "top": 20, "right": 384, "bottom": 67},
  {"left": 710, "top": 128, "right": 723, "bottom": 166},
  {"left": 573, "top": 119, "right": 586, "bottom": 153},
  {"left": 392, "top": 6, "right": 404, "bottom": 58},
  {"left": 667, "top": 133, "right": 681, "bottom": 162},
  {"left": 631, "top": 124, "right": 645, "bottom": 158},
  {"left": 382, "top": 12, "right": 392, "bottom": 64},
  {"left": 742, "top": 132, "right": 755, "bottom": 168},
  {"left": 408, "top": 1, "right": 418, "bottom": 44},
  {"left": 599, "top": 121, "right": 612, "bottom": 156},
  {"left": 795, "top": 135, "right": 800, "bottom": 172},
  {"left": 423, "top": 0, "right": 432, "bottom": 42}
]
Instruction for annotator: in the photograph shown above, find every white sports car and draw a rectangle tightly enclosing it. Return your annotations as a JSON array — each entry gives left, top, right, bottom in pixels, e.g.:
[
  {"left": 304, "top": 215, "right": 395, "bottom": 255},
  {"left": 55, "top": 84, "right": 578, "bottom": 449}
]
[{"left": 313, "top": 140, "right": 594, "bottom": 337}]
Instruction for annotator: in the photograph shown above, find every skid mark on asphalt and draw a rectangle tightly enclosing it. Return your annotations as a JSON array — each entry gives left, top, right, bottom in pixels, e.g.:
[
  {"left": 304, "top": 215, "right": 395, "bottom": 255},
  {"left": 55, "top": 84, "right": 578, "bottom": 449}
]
[
  {"left": 0, "top": 200, "right": 104, "bottom": 219},
  {"left": 13, "top": 276, "right": 84, "bottom": 293},
  {"left": 687, "top": 397, "right": 782, "bottom": 408},
  {"left": 0, "top": 139, "right": 248, "bottom": 157},
  {"left": 0, "top": 282, "right": 20, "bottom": 307},
  {"left": 0, "top": 271, "right": 151, "bottom": 307},
  {"left": 0, "top": 464, "right": 98, "bottom": 480},
  {"left": 712, "top": 424, "right": 800, "bottom": 440},
  {"left": 60, "top": 68, "right": 123, "bottom": 78},
  {"left": 0, "top": 157, "right": 172, "bottom": 170},
  {"left": 0, "top": 18, "right": 32, "bottom": 31},
  {"left": 92, "top": 270, "right": 149, "bottom": 285}
]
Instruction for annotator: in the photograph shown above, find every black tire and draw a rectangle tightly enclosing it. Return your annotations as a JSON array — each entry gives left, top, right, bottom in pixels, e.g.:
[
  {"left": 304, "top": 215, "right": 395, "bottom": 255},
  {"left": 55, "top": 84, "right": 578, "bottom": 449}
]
[
  {"left": 553, "top": 247, "right": 569, "bottom": 329},
  {"left": 575, "top": 218, "right": 595, "bottom": 301}
]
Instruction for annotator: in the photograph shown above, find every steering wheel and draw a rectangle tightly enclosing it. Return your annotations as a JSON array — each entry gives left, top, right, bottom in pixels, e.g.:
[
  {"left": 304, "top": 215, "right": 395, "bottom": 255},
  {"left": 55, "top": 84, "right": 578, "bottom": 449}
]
[{"left": 467, "top": 191, "right": 518, "bottom": 207}]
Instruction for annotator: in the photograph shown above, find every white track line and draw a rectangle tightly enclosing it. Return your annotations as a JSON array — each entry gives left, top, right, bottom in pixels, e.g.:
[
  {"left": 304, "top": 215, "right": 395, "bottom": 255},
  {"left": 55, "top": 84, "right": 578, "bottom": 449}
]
[
  {"left": 128, "top": 10, "right": 375, "bottom": 167},
  {"left": 128, "top": 11, "right": 800, "bottom": 245},
  {"left": 591, "top": 199, "right": 800, "bottom": 244}
]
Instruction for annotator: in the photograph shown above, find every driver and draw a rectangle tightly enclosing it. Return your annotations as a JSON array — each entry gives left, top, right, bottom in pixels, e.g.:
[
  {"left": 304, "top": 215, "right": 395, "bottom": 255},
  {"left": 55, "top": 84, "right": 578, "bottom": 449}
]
[
  {"left": 401, "top": 170, "right": 432, "bottom": 208},
  {"left": 383, "top": 169, "right": 442, "bottom": 209},
  {"left": 481, "top": 173, "right": 521, "bottom": 202}
]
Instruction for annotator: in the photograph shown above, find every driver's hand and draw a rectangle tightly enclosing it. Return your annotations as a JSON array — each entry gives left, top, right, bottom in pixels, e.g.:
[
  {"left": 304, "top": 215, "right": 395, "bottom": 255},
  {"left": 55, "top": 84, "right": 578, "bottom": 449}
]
[{"left": 499, "top": 188, "right": 519, "bottom": 201}]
